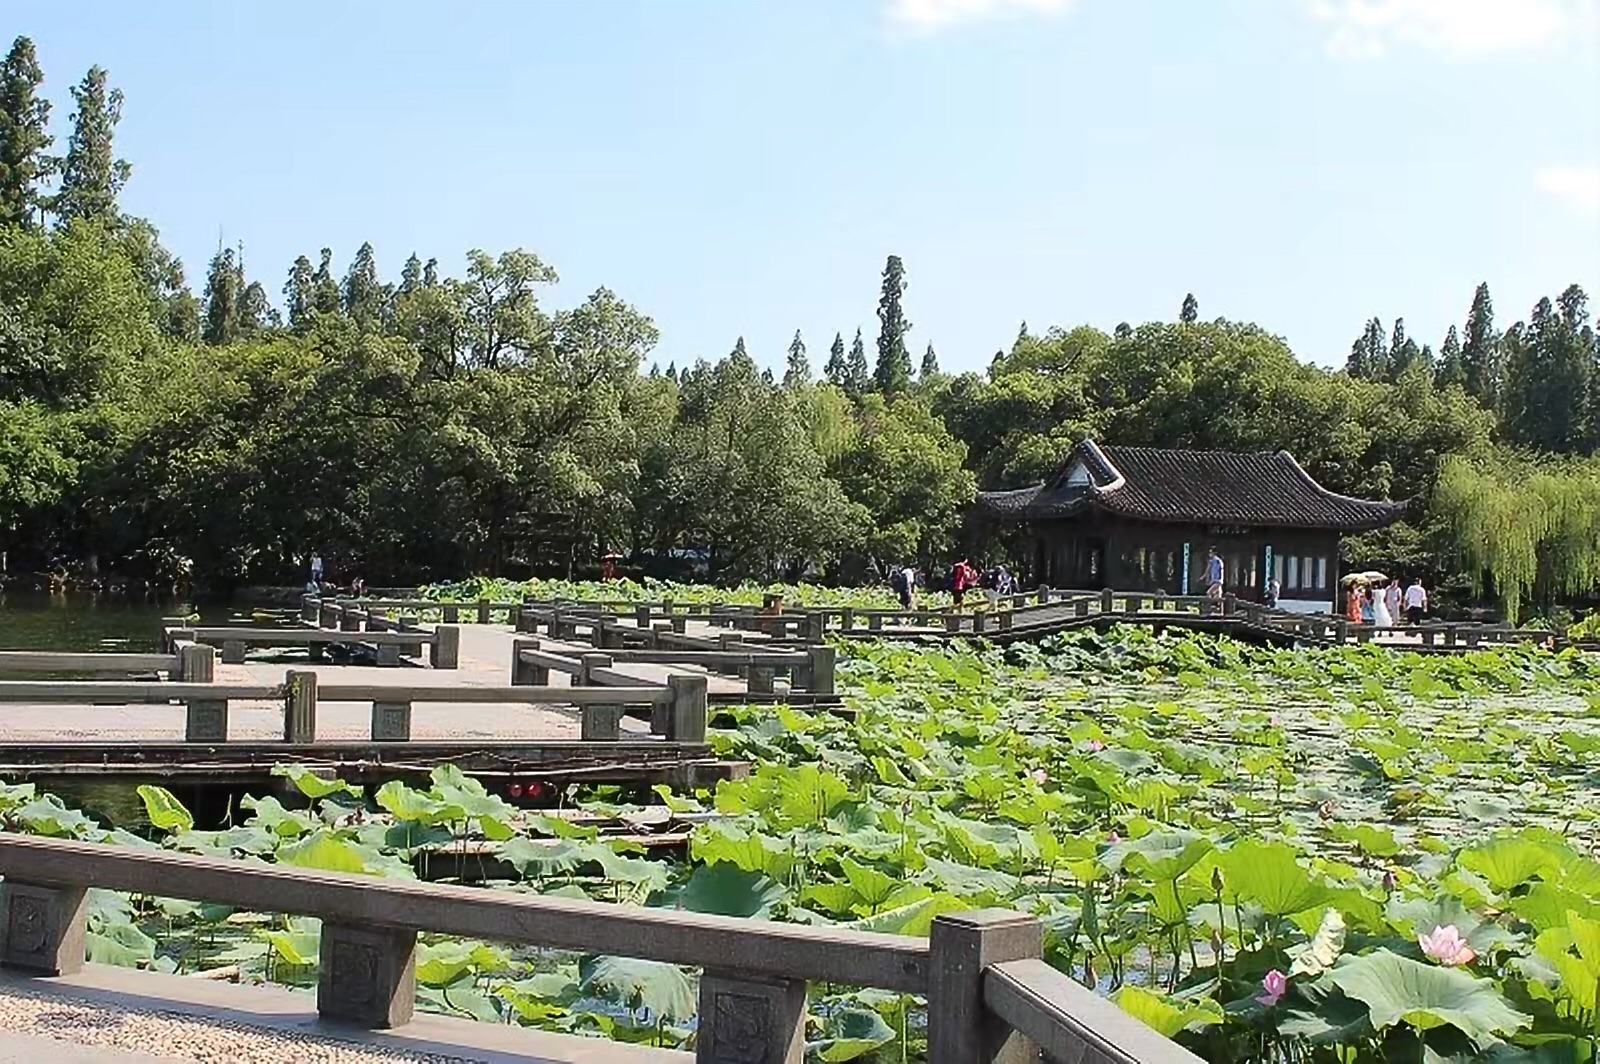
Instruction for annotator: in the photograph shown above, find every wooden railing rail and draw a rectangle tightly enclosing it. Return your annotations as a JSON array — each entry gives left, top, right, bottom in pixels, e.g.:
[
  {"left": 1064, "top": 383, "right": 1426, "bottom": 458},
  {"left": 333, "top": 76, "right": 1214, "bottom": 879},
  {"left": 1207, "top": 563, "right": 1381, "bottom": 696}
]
[
  {"left": 168, "top": 624, "right": 459, "bottom": 669},
  {"left": 985, "top": 958, "right": 1205, "bottom": 1063},
  {"left": 0, "top": 651, "right": 181, "bottom": 676},
  {"left": 0, "top": 835, "right": 1190, "bottom": 1063}
]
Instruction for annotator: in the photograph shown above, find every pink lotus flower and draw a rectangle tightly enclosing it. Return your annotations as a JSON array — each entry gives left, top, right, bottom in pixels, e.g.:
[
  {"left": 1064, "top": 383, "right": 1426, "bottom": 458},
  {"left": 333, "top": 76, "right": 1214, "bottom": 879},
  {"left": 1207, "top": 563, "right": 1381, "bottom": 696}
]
[
  {"left": 1107, "top": 831, "right": 1121, "bottom": 843},
  {"left": 1086, "top": 739, "right": 1106, "bottom": 752},
  {"left": 1256, "top": 969, "right": 1287, "bottom": 1007},
  {"left": 1031, "top": 768, "right": 1049, "bottom": 785},
  {"left": 1419, "top": 925, "right": 1475, "bottom": 967}
]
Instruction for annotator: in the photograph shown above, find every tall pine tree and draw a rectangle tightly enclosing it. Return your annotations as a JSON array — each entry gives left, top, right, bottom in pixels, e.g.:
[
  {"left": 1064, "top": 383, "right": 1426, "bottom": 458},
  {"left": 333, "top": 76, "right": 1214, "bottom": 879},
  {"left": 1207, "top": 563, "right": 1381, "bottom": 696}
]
[
  {"left": 823, "top": 331, "right": 847, "bottom": 387},
  {"left": 201, "top": 247, "right": 241, "bottom": 346},
  {"left": 342, "top": 241, "right": 384, "bottom": 328},
  {"left": 0, "top": 36, "right": 52, "bottom": 227},
  {"left": 1345, "top": 317, "right": 1388, "bottom": 379},
  {"left": 398, "top": 253, "right": 423, "bottom": 297},
  {"left": 783, "top": 329, "right": 809, "bottom": 387},
  {"left": 311, "top": 248, "right": 341, "bottom": 316},
  {"left": 1389, "top": 317, "right": 1422, "bottom": 379},
  {"left": 920, "top": 342, "right": 939, "bottom": 378},
  {"left": 873, "top": 255, "right": 913, "bottom": 394},
  {"left": 284, "top": 255, "right": 314, "bottom": 331},
  {"left": 845, "top": 328, "right": 870, "bottom": 398},
  {"left": 1435, "top": 325, "right": 1465, "bottom": 390},
  {"left": 1180, "top": 293, "right": 1199, "bottom": 323},
  {"left": 1461, "top": 282, "right": 1499, "bottom": 407},
  {"left": 54, "top": 65, "right": 130, "bottom": 223}
]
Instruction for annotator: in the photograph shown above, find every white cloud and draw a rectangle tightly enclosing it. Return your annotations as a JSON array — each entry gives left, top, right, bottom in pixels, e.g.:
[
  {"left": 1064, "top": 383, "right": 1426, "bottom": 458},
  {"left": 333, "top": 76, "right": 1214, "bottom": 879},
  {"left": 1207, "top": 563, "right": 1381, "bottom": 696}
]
[
  {"left": 1308, "top": 0, "right": 1597, "bottom": 58},
  {"left": 887, "top": 0, "right": 1079, "bottom": 33},
  {"left": 1538, "top": 165, "right": 1600, "bottom": 215}
]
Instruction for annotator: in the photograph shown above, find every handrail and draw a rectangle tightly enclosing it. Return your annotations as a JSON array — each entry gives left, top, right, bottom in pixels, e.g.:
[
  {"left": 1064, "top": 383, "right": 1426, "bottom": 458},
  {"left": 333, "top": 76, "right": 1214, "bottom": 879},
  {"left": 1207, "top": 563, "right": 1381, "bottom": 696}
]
[
  {"left": 0, "top": 833, "right": 928, "bottom": 991},
  {"left": 0, "top": 681, "right": 283, "bottom": 702},
  {"left": 318, "top": 683, "right": 671, "bottom": 706},
  {"left": 0, "top": 651, "right": 180, "bottom": 674},
  {"left": 0, "top": 835, "right": 1199, "bottom": 1062},
  {"left": 985, "top": 958, "right": 1205, "bottom": 1063}
]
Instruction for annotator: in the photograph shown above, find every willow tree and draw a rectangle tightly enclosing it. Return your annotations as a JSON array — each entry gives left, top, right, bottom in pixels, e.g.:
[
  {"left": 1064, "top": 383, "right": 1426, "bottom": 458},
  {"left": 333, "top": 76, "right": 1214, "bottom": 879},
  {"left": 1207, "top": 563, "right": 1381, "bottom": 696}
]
[{"left": 1433, "top": 454, "right": 1600, "bottom": 621}]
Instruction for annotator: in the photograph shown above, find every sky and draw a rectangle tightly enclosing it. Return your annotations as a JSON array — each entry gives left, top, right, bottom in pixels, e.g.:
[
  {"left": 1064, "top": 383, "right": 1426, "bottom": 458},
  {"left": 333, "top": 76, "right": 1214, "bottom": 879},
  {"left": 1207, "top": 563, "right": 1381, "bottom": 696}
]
[{"left": 13, "top": 0, "right": 1600, "bottom": 373}]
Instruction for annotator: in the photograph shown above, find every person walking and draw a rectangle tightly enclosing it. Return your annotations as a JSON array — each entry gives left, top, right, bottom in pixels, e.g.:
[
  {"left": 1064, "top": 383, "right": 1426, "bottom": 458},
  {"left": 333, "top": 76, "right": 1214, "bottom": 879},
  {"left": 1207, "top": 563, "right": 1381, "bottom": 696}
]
[
  {"left": 890, "top": 564, "right": 916, "bottom": 611},
  {"left": 1264, "top": 575, "right": 1281, "bottom": 609},
  {"left": 1404, "top": 577, "right": 1428, "bottom": 625},
  {"left": 1204, "top": 548, "right": 1225, "bottom": 600},
  {"left": 310, "top": 552, "right": 324, "bottom": 585},
  {"left": 1384, "top": 580, "right": 1402, "bottom": 626},
  {"left": 1372, "top": 582, "right": 1394, "bottom": 629},
  {"left": 950, "top": 558, "right": 974, "bottom": 610},
  {"left": 1345, "top": 584, "right": 1364, "bottom": 624}
]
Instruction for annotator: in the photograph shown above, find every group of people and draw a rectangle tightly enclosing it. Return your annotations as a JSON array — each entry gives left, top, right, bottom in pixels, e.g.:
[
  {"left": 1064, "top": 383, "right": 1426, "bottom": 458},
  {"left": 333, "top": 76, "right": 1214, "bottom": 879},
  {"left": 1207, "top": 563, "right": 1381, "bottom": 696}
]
[
  {"left": 889, "top": 559, "right": 1014, "bottom": 610},
  {"left": 1346, "top": 577, "right": 1429, "bottom": 628},
  {"left": 302, "top": 553, "right": 365, "bottom": 597}
]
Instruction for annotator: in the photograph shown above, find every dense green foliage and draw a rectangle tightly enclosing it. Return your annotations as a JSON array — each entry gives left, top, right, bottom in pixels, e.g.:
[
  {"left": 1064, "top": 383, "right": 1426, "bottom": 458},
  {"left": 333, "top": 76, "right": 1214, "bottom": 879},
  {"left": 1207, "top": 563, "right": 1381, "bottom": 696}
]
[
  {"left": 6, "top": 630, "right": 1599, "bottom": 1059},
  {"left": 0, "top": 36, "right": 1596, "bottom": 618}
]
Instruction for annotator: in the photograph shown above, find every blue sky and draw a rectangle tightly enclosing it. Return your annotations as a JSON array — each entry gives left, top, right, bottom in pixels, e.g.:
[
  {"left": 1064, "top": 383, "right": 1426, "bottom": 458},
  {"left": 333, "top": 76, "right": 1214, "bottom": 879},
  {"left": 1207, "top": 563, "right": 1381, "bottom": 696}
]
[{"left": 14, "top": 0, "right": 1600, "bottom": 373}]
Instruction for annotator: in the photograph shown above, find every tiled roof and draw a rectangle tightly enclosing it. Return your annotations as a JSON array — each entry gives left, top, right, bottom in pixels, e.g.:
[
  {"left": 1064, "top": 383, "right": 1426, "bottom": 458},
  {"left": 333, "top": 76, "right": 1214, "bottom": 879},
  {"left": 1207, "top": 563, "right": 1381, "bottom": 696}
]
[{"left": 976, "top": 440, "right": 1405, "bottom": 532}]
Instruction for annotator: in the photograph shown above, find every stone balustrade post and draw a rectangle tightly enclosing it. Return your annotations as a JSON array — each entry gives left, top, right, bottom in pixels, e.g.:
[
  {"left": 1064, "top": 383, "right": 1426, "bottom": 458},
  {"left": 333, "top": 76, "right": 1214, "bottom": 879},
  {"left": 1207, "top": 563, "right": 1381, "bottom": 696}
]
[
  {"left": 284, "top": 669, "right": 318, "bottom": 743},
  {"left": 317, "top": 923, "right": 416, "bottom": 1029},
  {"left": 0, "top": 881, "right": 87, "bottom": 975},
  {"left": 432, "top": 625, "right": 460, "bottom": 670},
  {"left": 926, "top": 910, "right": 1043, "bottom": 1064},
  {"left": 695, "top": 969, "right": 806, "bottom": 1064},
  {"left": 666, "top": 673, "right": 708, "bottom": 742}
]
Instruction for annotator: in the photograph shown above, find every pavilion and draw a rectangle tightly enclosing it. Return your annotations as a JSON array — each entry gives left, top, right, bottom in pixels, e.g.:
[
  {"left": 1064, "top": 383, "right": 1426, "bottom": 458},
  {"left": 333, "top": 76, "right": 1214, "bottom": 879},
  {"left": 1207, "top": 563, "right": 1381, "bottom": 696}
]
[{"left": 975, "top": 439, "right": 1405, "bottom": 614}]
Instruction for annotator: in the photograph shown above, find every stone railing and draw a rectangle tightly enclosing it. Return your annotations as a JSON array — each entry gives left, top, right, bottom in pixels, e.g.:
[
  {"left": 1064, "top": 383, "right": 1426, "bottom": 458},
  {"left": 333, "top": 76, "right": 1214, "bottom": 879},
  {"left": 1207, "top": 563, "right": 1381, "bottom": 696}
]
[{"left": 0, "top": 832, "right": 1199, "bottom": 1064}]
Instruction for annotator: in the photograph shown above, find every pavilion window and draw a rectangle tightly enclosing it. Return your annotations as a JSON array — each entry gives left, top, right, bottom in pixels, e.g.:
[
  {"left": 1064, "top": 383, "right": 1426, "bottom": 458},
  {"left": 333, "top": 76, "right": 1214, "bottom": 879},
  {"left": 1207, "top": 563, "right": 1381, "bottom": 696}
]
[
  {"left": 1274, "top": 555, "right": 1285, "bottom": 587},
  {"left": 1316, "top": 557, "right": 1328, "bottom": 591},
  {"left": 1248, "top": 554, "right": 1259, "bottom": 589},
  {"left": 1301, "top": 556, "right": 1314, "bottom": 591},
  {"left": 1285, "top": 555, "right": 1300, "bottom": 591}
]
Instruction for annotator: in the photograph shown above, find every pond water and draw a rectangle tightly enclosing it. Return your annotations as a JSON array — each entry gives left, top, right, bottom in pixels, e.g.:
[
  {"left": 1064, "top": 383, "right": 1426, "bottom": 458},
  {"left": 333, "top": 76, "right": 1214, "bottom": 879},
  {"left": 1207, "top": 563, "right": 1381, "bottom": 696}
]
[
  {"left": 0, "top": 591, "right": 190, "bottom": 652},
  {"left": 0, "top": 593, "right": 269, "bottom": 829}
]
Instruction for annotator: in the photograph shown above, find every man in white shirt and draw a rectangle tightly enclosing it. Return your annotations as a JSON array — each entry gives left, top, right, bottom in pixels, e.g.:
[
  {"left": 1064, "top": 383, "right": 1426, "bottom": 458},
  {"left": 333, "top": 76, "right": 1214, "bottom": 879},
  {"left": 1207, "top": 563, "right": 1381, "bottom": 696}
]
[{"left": 1403, "top": 578, "right": 1428, "bottom": 625}]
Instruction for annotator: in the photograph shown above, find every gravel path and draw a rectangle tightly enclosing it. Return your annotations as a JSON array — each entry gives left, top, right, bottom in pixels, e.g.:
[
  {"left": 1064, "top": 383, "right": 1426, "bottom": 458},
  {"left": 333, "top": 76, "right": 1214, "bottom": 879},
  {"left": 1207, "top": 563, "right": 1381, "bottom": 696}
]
[{"left": 0, "top": 983, "right": 479, "bottom": 1063}]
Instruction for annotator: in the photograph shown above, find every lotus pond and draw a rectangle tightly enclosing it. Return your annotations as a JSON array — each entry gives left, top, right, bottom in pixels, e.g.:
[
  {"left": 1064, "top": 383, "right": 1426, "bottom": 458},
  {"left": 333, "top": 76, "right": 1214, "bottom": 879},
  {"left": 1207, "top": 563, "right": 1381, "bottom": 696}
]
[{"left": 3, "top": 627, "right": 1599, "bottom": 1063}]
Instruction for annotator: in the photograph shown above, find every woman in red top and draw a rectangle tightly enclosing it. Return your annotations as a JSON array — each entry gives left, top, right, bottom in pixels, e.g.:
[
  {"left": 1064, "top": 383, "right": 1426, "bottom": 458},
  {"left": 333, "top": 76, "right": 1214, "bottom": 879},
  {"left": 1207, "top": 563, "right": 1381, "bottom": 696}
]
[{"left": 951, "top": 558, "right": 973, "bottom": 609}]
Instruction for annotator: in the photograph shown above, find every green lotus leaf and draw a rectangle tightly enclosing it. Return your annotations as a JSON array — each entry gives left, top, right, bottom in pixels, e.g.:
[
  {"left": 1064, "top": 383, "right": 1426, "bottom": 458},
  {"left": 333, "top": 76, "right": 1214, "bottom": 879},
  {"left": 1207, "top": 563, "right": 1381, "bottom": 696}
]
[
  {"left": 1217, "top": 841, "right": 1330, "bottom": 916},
  {"left": 578, "top": 955, "right": 695, "bottom": 1022},
  {"left": 135, "top": 784, "right": 193, "bottom": 833},
  {"left": 1326, "top": 950, "right": 1532, "bottom": 1049},
  {"left": 1111, "top": 985, "right": 1224, "bottom": 1038},
  {"left": 809, "top": 1007, "right": 896, "bottom": 1062}
]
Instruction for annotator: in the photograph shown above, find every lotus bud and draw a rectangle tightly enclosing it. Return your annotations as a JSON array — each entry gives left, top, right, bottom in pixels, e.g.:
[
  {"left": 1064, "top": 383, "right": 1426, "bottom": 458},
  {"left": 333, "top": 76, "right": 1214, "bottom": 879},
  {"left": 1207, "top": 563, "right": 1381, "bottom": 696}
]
[{"left": 1211, "top": 867, "right": 1224, "bottom": 893}]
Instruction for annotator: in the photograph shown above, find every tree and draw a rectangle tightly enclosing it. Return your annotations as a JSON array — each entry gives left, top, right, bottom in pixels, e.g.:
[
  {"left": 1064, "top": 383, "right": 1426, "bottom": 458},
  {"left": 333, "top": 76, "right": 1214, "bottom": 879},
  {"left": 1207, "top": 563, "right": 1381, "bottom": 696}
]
[
  {"left": 1435, "top": 325, "right": 1465, "bottom": 390},
  {"left": 823, "top": 332, "right": 847, "bottom": 386},
  {"left": 845, "top": 328, "right": 870, "bottom": 398},
  {"left": 1345, "top": 317, "right": 1388, "bottom": 379},
  {"left": 873, "top": 254, "right": 913, "bottom": 394},
  {"left": 236, "top": 279, "right": 273, "bottom": 338},
  {"left": 201, "top": 247, "right": 240, "bottom": 346},
  {"left": 783, "top": 329, "right": 809, "bottom": 388},
  {"left": 283, "top": 255, "right": 314, "bottom": 331},
  {"left": 1388, "top": 317, "right": 1422, "bottom": 380},
  {"left": 460, "top": 248, "right": 558, "bottom": 368},
  {"left": 53, "top": 66, "right": 130, "bottom": 223},
  {"left": 1502, "top": 296, "right": 1589, "bottom": 453},
  {"left": 920, "top": 342, "right": 939, "bottom": 378},
  {"left": 398, "top": 254, "right": 423, "bottom": 297},
  {"left": 0, "top": 36, "right": 52, "bottom": 227},
  {"left": 1461, "top": 282, "right": 1499, "bottom": 407},
  {"left": 311, "top": 248, "right": 341, "bottom": 316},
  {"left": 342, "top": 241, "right": 384, "bottom": 329},
  {"left": 1180, "top": 293, "right": 1199, "bottom": 323}
]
